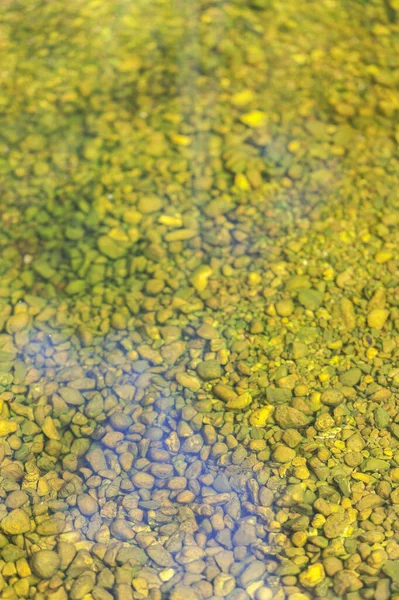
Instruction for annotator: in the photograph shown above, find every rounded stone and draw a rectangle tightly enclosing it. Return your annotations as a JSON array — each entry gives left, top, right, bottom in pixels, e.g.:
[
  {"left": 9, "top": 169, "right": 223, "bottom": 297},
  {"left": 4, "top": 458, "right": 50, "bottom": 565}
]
[
  {"left": 5, "top": 490, "right": 29, "bottom": 510},
  {"left": 31, "top": 550, "right": 61, "bottom": 579},
  {"left": 196, "top": 360, "right": 223, "bottom": 381},
  {"left": 109, "top": 413, "right": 133, "bottom": 431},
  {"left": 77, "top": 494, "right": 99, "bottom": 517},
  {"left": 1, "top": 509, "right": 31, "bottom": 535}
]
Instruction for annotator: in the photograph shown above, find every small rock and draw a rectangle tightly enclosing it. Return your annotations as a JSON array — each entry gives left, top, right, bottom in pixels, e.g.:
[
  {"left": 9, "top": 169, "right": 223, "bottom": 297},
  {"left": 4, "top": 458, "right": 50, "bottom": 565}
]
[
  {"left": 232, "top": 522, "right": 257, "bottom": 546},
  {"left": 31, "top": 550, "right": 61, "bottom": 579},
  {"left": 367, "top": 308, "right": 389, "bottom": 330},
  {"left": 109, "top": 413, "right": 133, "bottom": 431},
  {"left": 147, "top": 544, "right": 175, "bottom": 567},
  {"left": 5, "top": 490, "right": 29, "bottom": 509},
  {"left": 297, "top": 289, "right": 323, "bottom": 311},
  {"left": 77, "top": 494, "right": 99, "bottom": 517},
  {"left": 132, "top": 472, "right": 155, "bottom": 490},
  {"left": 274, "top": 405, "right": 310, "bottom": 429},
  {"left": 110, "top": 519, "right": 134, "bottom": 541},
  {"left": 273, "top": 445, "right": 296, "bottom": 463},
  {"left": 0, "top": 421, "right": 18, "bottom": 437},
  {"left": 196, "top": 360, "right": 223, "bottom": 381},
  {"left": 239, "top": 560, "right": 266, "bottom": 586},
  {"left": 42, "top": 416, "right": 61, "bottom": 440},
  {"left": 299, "top": 563, "right": 325, "bottom": 588},
  {"left": 59, "top": 388, "right": 85, "bottom": 406},
  {"left": 339, "top": 368, "right": 362, "bottom": 387},
  {"left": 176, "top": 372, "right": 201, "bottom": 391},
  {"left": 36, "top": 517, "right": 65, "bottom": 536},
  {"left": 1, "top": 509, "right": 31, "bottom": 535}
]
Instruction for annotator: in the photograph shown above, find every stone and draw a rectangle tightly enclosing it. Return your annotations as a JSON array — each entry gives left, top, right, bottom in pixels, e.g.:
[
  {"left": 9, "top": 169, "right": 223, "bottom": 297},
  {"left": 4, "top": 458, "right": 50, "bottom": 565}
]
[
  {"left": 1, "top": 509, "right": 31, "bottom": 535},
  {"left": 31, "top": 550, "right": 61, "bottom": 579},
  {"left": 77, "top": 493, "right": 99, "bottom": 516}
]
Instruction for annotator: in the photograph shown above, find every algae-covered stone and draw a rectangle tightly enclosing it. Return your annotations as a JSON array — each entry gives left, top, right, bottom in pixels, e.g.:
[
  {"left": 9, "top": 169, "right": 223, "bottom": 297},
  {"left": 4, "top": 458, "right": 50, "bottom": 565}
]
[
  {"left": 6, "top": 313, "right": 29, "bottom": 333},
  {"left": 297, "top": 289, "right": 323, "bottom": 311},
  {"left": 31, "top": 550, "right": 61, "bottom": 579},
  {"left": 0, "top": 421, "right": 18, "bottom": 436},
  {"left": 339, "top": 368, "right": 362, "bottom": 386},
  {"left": 36, "top": 517, "right": 65, "bottom": 536},
  {"left": 98, "top": 235, "right": 127, "bottom": 259},
  {"left": 59, "top": 387, "right": 85, "bottom": 405},
  {"left": 190, "top": 265, "right": 212, "bottom": 292},
  {"left": 363, "top": 458, "right": 390, "bottom": 472},
  {"left": 266, "top": 387, "right": 292, "bottom": 404},
  {"left": 1, "top": 509, "right": 31, "bottom": 535},
  {"left": 321, "top": 389, "right": 344, "bottom": 406},
  {"left": 138, "top": 195, "right": 163, "bottom": 214},
  {"left": 226, "top": 392, "right": 252, "bottom": 410},
  {"left": 65, "top": 280, "right": 86, "bottom": 295},
  {"left": 375, "top": 407, "right": 390, "bottom": 429},
  {"left": 299, "top": 563, "right": 325, "bottom": 588},
  {"left": 382, "top": 560, "right": 399, "bottom": 584},
  {"left": 196, "top": 360, "right": 223, "bottom": 381},
  {"left": 324, "top": 512, "right": 352, "bottom": 538},
  {"left": 176, "top": 372, "right": 201, "bottom": 391},
  {"left": 273, "top": 445, "right": 296, "bottom": 463},
  {"left": 240, "top": 110, "right": 267, "bottom": 128},
  {"left": 275, "top": 299, "right": 294, "bottom": 316},
  {"left": 213, "top": 384, "right": 237, "bottom": 403},
  {"left": 367, "top": 309, "right": 389, "bottom": 330},
  {"left": 249, "top": 405, "right": 274, "bottom": 427},
  {"left": 341, "top": 298, "right": 356, "bottom": 329},
  {"left": 274, "top": 406, "right": 310, "bottom": 429},
  {"left": 42, "top": 416, "right": 61, "bottom": 440}
]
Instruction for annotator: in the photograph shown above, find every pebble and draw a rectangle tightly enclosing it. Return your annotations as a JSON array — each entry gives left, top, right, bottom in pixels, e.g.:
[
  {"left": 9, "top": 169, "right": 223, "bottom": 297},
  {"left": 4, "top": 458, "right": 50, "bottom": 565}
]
[
  {"left": 249, "top": 404, "right": 274, "bottom": 428},
  {"left": 86, "top": 447, "right": 108, "bottom": 472},
  {"left": 239, "top": 561, "right": 267, "bottom": 586},
  {"left": 109, "top": 413, "right": 133, "bottom": 431},
  {"left": 6, "top": 313, "right": 29, "bottom": 333},
  {"left": 0, "top": 420, "right": 18, "bottom": 436},
  {"left": 132, "top": 472, "right": 156, "bottom": 489},
  {"left": 273, "top": 445, "right": 296, "bottom": 463},
  {"left": 5, "top": 490, "right": 29, "bottom": 509},
  {"left": 147, "top": 544, "right": 175, "bottom": 567},
  {"left": 298, "top": 563, "right": 325, "bottom": 588},
  {"left": 339, "top": 368, "right": 362, "bottom": 386},
  {"left": 59, "top": 387, "right": 85, "bottom": 405},
  {"left": 31, "top": 550, "right": 61, "bottom": 579},
  {"left": 176, "top": 372, "right": 201, "bottom": 391},
  {"left": 77, "top": 493, "right": 99, "bottom": 516},
  {"left": 196, "top": 360, "right": 223, "bottom": 380},
  {"left": 226, "top": 391, "right": 252, "bottom": 410},
  {"left": 367, "top": 308, "right": 389, "bottom": 330},
  {"left": 213, "top": 384, "right": 238, "bottom": 403},
  {"left": 36, "top": 517, "right": 65, "bottom": 535},
  {"left": 110, "top": 519, "right": 134, "bottom": 540},
  {"left": 274, "top": 406, "right": 310, "bottom": 428},
  {"left": 70, "top": 572, "right": 96, "bottom": 600},
  {"left": 324, "top": 513, "right": 352, "bottom": 539},
  {"left": 297, "top": 289, "right": 323, "bottom": 310},
  {"left": 98, "top": 235, "right": 127, "bottom": 259},
  {"left": 42, "top": 415, "right": 61, "bottom": 440},
  {"left": 232, "top": 522, "right": 257, "bottom": 546},
  {"left": 170, "top": 585, "right": 200, "bottom": 600},
  {"left": 138, "top": 195, "right": 163, "bottom": 214},
  {"left": 1, "top": 508, "right": 31, "bottom": 535}
]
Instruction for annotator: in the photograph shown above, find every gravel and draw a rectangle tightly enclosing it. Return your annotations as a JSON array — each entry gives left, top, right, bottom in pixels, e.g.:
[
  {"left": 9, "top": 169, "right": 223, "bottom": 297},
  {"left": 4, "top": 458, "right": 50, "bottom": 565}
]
[{"left": 1, "top": 0, "right": 399, "bottom": 598}]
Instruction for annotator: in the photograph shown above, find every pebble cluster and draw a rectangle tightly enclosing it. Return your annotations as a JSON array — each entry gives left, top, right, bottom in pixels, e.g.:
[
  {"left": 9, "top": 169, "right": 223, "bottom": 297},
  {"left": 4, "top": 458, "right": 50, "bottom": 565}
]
[{"left": 2, "top": 0, "right": 399, "bottom": 599}]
